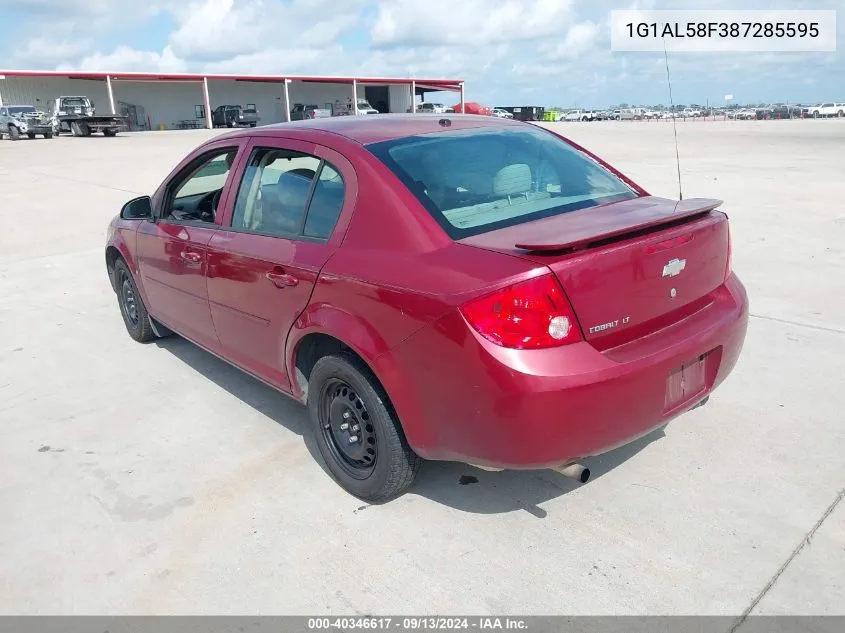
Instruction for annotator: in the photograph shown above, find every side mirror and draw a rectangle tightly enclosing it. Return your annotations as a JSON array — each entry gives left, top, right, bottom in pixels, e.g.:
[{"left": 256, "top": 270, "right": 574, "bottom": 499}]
[{"left": 120, "top": 195, "right": 153, "bottom": 220}]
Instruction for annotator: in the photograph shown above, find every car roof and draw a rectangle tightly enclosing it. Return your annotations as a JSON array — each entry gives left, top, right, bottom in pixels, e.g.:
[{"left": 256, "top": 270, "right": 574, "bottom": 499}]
[{"left": 233, "top": 113, "right": 524, "bottom": 145}]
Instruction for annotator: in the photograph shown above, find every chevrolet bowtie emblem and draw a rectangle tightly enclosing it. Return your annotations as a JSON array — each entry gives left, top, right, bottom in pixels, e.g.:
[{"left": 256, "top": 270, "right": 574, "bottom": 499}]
[{"left": 662, "top": 258, "right": 686, "bottom": 277}]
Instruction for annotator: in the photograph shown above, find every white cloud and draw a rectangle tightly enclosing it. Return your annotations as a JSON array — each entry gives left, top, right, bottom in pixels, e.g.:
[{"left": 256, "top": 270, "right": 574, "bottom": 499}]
[
  {"left": 166, "top": 0, "right": 364, "bottom": 61},
  {"left": 12, "top": 37, "right": 95, "bottom": 66},
  {"left": 58, "top": 45, "right": 188, "bottom": 73},
  {"left": 371, "top": 0, "right": 576, "bottom": 47},
  {"left": 538, "top": 20, "right": 602, "bottom": 61}
]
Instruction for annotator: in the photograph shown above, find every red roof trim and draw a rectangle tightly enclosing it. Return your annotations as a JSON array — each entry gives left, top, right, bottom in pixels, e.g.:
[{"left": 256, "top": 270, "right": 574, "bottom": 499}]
[{"left": 0, "top": 69, "right": 463, "bottom": 87}]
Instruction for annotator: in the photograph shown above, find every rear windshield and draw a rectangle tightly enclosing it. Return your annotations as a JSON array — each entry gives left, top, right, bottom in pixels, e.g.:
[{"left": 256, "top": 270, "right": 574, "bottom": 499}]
[{"left": 367, "top": 126, "right": 638, "bottom": 239}]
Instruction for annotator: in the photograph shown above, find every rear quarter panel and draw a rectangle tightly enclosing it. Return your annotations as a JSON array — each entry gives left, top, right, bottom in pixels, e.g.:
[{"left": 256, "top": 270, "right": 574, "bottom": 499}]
[{"left": 286, "top": 140, "right": 539, "bottom": 398}]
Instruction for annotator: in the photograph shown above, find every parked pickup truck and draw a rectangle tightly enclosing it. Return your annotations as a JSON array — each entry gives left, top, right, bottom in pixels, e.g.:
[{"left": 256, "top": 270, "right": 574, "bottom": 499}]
[
  {"left": 562, "top": 109, "right": 595, "bottom": 122},
  {"left": 809, "top": 102, "right": 845, "bottom": 118},
  {"left": 51, "top": 95, "right": 127, "bottom": 137},
  {"left": 212, "top": 105, "right": 261, "bottom": 128},
  {"left": 0, "top": 104, "right": 53, "bottom": 140},
  {"left": 290, "top": 104, "right": 332, "bottom": 120}
]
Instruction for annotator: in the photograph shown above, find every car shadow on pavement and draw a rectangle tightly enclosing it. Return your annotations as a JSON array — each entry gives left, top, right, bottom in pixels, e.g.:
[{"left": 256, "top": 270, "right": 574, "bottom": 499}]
[
  {"left": 409, "top": 430, "right": 663, "bottom": 517},
  {"left": 155, "top": 335, "right": 664, "bottom": 516}
]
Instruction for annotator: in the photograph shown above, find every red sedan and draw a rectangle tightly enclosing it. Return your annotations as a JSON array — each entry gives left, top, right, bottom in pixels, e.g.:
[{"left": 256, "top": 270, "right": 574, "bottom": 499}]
[{"left": 105, "top": 114, "right": 748, "bottom": 501}]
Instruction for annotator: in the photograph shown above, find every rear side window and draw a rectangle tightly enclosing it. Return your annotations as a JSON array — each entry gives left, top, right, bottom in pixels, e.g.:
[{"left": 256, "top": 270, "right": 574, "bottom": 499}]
[
  {"left": 367, "top": 126, "right": 638, "bottom": 239},
  {"left": 231, "top": 147, "right": 344, "bottom": 240}
]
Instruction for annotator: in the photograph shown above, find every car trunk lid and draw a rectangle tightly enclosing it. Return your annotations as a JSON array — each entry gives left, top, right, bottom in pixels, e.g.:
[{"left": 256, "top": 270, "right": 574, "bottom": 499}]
[{"left": 460, "top": 196, "right": 730, "bottom": 346}]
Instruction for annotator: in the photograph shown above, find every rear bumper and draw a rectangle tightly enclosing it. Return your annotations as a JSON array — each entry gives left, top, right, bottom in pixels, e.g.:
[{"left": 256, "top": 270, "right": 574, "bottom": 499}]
[{"left": 378, "top": 274, "right": 749, "bottom": 469}]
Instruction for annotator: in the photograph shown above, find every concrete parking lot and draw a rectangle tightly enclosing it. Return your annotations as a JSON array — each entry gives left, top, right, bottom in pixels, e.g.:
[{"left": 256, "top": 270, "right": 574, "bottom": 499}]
[{"left": 1, "top": 120, "right": 842, "bottom": 618}]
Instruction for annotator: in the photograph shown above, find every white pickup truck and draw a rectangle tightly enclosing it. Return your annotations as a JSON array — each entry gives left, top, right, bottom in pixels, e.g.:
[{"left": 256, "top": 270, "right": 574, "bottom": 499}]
[
  {"left": 809, "top": 102, "right": 845, "bottom": 118},
  {"left": 562, "top": 109, "right": 595, "bottom": 122}
]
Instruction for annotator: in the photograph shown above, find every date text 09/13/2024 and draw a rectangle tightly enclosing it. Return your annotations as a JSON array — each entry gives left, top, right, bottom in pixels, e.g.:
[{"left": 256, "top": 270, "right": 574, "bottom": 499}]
[{"left": 307, "top": 617, "right": 528, "bottom": 630}]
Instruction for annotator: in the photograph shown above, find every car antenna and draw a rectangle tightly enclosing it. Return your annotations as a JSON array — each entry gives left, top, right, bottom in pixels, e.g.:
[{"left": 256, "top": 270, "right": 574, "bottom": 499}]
[{"left": 663, "top": 36, "right": 683, "bottom": 207}]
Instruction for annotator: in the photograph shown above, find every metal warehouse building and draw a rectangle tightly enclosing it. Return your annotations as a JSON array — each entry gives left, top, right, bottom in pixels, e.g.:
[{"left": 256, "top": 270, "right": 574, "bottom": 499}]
[{"left": 0, "top": 70, "right": 465, "bottom": 131}]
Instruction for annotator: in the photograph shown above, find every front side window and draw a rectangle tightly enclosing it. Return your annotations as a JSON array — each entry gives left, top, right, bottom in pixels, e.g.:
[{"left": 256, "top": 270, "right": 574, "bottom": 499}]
[
  {"left": 167, "top": 149, "right": 238, "bottom": 223},
  {"left": 231, "top": 148, "right": 345, "bottom": 239},
  {"left": 367, "top": 126, "right": 638, "bottom": 239}
]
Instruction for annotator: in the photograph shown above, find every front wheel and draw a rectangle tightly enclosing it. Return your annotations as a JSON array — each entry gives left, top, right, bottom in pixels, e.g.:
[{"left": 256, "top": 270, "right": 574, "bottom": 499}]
[
  {"left": 27, "top": 132, "right": 36, "bottom": 139},
  {"left": 103, "top": 128, "right": 117, "bottom": 137},
  {"left": 308, "top": 353, "right": 421, "bottom": 501},
  {"left": 9, "top": 126, "right": 20, "bottom": 140},
  {"left": 113, "top": 258, "right": 156, "bottom": 343},
  {"left": 44, "top": 131, "right": 53, "bottom": 139}
]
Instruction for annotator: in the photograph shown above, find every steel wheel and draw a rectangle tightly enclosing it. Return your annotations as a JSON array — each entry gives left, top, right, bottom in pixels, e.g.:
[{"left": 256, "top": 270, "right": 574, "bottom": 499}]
[
  {"left": 319, "top": 378, "right": 378, "bottom": 479},
  {"left": 119, "top": 269, "right": 139, "bottom": 327}
]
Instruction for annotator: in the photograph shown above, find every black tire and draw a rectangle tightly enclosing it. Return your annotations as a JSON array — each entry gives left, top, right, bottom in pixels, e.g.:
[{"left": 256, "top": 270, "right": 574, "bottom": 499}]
[
  {"left": 103, "top": 128, "right": 117, "bottom": 137},
  {"left": 113, "top": 258, "right": 156, "bottom": 343},
  {"left": 27, "top": 132, "right": 36, "bottom": 139},
  {"left": 308, "top": 353, "right": 420, "bottom": 501},
  {"left": 226, "top": 120, "right": 234, "bottom": 128},
  {"left": 9, "top": 125, "right": 20, "bottom": 141},
  {"left": 44, "top": 132, "right": 53, "bottom": 139},
  {"left": 838, "top": 111, "right": 844, "bottom": 118}
]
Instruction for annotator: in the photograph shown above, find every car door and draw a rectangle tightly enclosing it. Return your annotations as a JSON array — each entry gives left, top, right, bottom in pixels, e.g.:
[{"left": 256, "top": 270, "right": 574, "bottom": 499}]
[
  {"left": 206, "top": 137, "right": 353, "bottom": 391},
  {"left": 135, "top": 140, "right": 246, "bottom": 350}
]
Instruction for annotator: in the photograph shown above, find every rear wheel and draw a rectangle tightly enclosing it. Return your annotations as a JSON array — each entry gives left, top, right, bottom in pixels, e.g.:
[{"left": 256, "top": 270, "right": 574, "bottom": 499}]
[
  {"left": 308, "top": 353, "right": 420, "bottom": 501},
  {"left": 44, "top": 132, "right": 53, "bottom": 139},
  {"left": 27, "top": 132, "right": 36, "bottom": 139},
  {"left": 113, "top": 258, "right": 156, "bottom": 343},
  {"left": 103, "top": 128, "right": 117, "bottom": 137}
]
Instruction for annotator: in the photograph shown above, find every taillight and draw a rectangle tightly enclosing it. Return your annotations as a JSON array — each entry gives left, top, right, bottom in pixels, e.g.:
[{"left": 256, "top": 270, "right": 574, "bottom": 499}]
[{"left": 460, "top": 274, "right": 583, "bottom": 349}]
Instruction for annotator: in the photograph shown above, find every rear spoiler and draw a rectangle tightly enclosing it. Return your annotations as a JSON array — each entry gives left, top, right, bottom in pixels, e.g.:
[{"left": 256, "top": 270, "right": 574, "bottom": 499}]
[{"left": 514, "top": 196, "right": 723, "bottom": 252}]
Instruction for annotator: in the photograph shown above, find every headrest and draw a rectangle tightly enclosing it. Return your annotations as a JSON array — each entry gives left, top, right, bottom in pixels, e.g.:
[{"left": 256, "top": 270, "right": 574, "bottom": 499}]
[
  {"left": 276, "top": 170, "right": 313, "bottom": 204},
  {"left": 493, "top": 164, "right": 532, "bottom": 197}
]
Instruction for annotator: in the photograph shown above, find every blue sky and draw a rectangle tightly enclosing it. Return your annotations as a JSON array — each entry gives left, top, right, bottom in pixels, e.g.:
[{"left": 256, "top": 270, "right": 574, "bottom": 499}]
[{"left": 1, "top": 0, "right": 843, "bottom": 108}]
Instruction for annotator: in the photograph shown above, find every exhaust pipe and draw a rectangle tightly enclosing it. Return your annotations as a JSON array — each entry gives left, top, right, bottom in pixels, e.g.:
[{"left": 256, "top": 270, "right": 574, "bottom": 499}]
[{"left": 557, "top": 463, "right": 591, "bottom": 483}]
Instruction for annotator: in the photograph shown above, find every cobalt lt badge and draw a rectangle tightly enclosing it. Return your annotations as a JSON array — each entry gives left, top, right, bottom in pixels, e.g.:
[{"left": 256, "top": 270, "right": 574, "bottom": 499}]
[{"left": 662, "top": 258, "right": 686, "bottom": 277}]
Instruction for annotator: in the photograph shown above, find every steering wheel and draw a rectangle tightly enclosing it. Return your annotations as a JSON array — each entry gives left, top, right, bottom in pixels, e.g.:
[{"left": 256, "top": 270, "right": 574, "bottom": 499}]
[{"left": 209, "top": 188, "right": 223, "bottom": 220}]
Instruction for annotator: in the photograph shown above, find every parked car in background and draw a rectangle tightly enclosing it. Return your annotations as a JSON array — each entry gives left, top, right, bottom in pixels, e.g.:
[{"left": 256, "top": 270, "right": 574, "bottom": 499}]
[
  {"left": 492, "top": 108, "right": 514, "bottom": 119},
  {"left": 752, "top": 104, "right": 801, "bottom": 120},
  {"left": 562, "top": 109, "right": 594, "bottom": 121},
  {"left": 105, "top": 115, "right": 748, "bottom": 501},
  {"left": 291, "top": 104, "right": 332, "bottom": 120},
  {"left": 333, "top": 98, "right": 380, "bottom": 116},
  {"left": 0, "top": 104, "right": 53, "bottom": 139},
  {"left": 212, "top": 105, "right": 260, "bottom": 128},
  {"left": 416, "top": 102, "right": 448, "bottom": 114},
  {"left": 734, "top": 109, "right": 757, "bottom": 120},
  {"left": 809, "top": 102, "right": 845, "bottom": 118},
  {"left": 619, "top": 108, "right": 644, "bottom": 120},
  {"left": 682, "top": 108, "right": 702, "bottom": 118}
]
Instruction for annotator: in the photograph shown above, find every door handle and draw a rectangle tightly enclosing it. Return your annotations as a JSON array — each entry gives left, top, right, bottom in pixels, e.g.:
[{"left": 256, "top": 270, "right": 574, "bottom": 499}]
[
  {"left": 265, "top": 268, "right": 298, "bottom": 288},
  {"left": 180, "top": 250, "right": 202, "bottom": 263}
]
